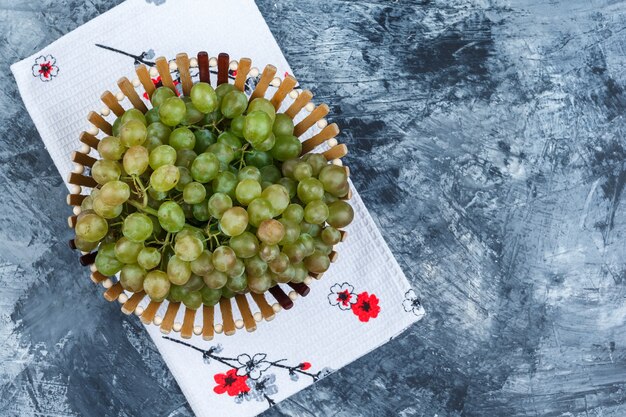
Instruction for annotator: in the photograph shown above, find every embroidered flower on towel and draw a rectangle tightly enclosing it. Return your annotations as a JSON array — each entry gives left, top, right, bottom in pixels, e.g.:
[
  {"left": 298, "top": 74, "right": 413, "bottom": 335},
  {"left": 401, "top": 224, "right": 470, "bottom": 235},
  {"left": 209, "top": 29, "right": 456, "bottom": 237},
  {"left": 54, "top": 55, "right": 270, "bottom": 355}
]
[
  {"left": 236, "top": 353, "right": 271, "bottom": 380},
  {"left": 352, "top": 292, "right": 381, "bottom": 322},
  {"left": 32, "top": 55, "right": 59, "bottom": 81},
  {"left": 213, "top": 369, "right": 250, "bottom": 397},
  {"left": 328, "top": 282, "right": 357, "bottom": 310},
  {"left": 402, "top": 289, "right": 425, "bottom": 318}
]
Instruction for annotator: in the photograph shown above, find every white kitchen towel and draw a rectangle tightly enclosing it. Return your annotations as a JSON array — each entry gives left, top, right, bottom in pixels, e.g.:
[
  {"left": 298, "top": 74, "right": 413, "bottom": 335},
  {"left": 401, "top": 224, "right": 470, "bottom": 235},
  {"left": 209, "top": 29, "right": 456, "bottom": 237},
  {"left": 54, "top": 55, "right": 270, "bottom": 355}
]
[{"left": 11, "top": 0, "right": 425, "bottom": 415}]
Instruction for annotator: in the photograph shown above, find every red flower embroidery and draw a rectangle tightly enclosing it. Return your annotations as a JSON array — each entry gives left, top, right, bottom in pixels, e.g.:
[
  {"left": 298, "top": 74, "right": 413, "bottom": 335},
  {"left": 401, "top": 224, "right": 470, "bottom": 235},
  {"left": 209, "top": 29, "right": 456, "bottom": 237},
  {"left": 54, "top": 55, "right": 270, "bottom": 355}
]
[
  {"left": 337, "top": 290, "right": 352, "bottom": 307},
  {"left": 300, "top": 362, "right": 311, "bottom": 371},
  {"left": 351, "top": 292, "right": 380, "bottom": 322},
  {"left": 31, "top": 55, "right": 59, "bottom": 82},
  {"left": 213, "top": 369, "right": 250, "bottom": 396}
]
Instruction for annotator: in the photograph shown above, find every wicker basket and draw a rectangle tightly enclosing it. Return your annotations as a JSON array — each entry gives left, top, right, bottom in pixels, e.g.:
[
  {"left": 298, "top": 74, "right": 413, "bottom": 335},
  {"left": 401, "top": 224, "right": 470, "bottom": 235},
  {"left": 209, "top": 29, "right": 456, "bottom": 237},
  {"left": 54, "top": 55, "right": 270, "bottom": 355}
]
[{"left": 66, "top": 51, "right": 350, "bottom": 339}]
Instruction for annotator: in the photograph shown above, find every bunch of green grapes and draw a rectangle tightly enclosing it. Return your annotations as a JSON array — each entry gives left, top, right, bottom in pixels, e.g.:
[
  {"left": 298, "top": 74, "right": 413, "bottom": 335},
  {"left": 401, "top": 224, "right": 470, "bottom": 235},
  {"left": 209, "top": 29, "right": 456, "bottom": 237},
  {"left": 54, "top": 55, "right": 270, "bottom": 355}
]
[{"left": 73, "top": 81, "right": 353, "bottom": 311}]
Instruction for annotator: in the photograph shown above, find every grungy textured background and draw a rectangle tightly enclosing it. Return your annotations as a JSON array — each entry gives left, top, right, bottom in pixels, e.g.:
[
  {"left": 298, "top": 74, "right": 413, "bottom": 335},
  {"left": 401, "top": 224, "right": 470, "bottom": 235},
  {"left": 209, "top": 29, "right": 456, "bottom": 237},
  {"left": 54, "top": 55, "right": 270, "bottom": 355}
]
[{"left": 2, "top": 0, "right": 626, "bottom": 416}]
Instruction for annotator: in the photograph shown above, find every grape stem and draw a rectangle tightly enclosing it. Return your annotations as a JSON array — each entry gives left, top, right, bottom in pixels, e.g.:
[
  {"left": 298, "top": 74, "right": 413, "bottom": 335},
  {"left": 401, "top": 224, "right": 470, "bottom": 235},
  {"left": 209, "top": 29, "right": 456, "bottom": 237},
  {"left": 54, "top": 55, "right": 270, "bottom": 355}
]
[
  {"left": 127, "top": 199, "right": 158, "bottom": 217},
  {"left": 131, "top": 175, "right": 149, "bottom": 207}
]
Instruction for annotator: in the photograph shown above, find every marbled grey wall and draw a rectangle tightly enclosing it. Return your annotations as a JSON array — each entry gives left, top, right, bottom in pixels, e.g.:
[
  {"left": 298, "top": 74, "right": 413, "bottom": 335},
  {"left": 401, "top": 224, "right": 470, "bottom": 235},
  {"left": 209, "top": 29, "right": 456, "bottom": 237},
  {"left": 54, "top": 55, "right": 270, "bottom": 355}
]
[{"left": 2, "top": 0, "right": 626, "bottom": 416}]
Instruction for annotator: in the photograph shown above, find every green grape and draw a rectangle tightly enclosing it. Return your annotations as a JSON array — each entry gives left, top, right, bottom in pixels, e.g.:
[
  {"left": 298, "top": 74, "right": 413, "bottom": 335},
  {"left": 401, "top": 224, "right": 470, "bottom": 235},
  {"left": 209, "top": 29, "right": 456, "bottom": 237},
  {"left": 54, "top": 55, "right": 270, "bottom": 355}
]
[
  {"left": 278, "top": 218, "right": 300, "bottom": 245},
  {"left": 143, "top": 135, "right": 164, "bottom": 153},
  {"left": 190, "top": 152, "right": 220, "bottom": 183},
  {"left": 74, "top": 236, "right": 99, "bottom": 252},
  {"left": 114, "top": 237, "right": 143, "bottom": 264},
  {"left": 201, "top": 286, "right": 222, "bottom": 305},
  {"left": 215, "top": 83, "right": 235, "bottom": 105},
  {"left": 321, "top": 226, "right": 342, "bottom": 245},
  {"left": 235, "top": 179, "right": 262, "bottom": 205},
  {"left": 283, "top": 241, "right": 306, "bottom": 263},
  {"left": 298, "top": 233, "right": 316, "bottom": 256},
  {"left": 97, "top": 136, "right": 124, "bottom": 160},
  {"left": 208, "top": 193, "right": 232, "bottom": 219},
  {"left": 212, "top": 171, "right": 238, "bottom": 197},
  {"left": 313, "top": 237, "right": 332, "bottom": 255},
  {"left": 297, "top": 177, "right": 324, "bottom": 204},
  {"left": 159, "top": 97, "right": 186, "bottom": 126},
  {"left": 122, "top": 213, "right": 153, "bottom": 242},
  {"left": 304, "top": 153, "right": 327, "bottom": 176},
  {"left": 293, "top": 161, "right": 313, "bottom": 181},
  {"left": 304, "top": 200, "right": 329, "bottom": 224},
  {"left": 149, "top": 145, "right": 177, "bottom": 169},
  {"left": 158, "top": 201, "right": 185, "bottom": 232},
  {"left": 192, "top": 201, "right": 210, "bottom": 221},
  {"left": 271, "top": 135, "right": 302, "bottom": 161},
  {"left": 256, "top": 219, "right": 285, "bottom": 245},
  {"left": 137, "top": 246, "right": 161, "bottom": 270},
  {"left": 207, "top": 142, "right": 235, "bottom": 165},
  {"left": 244, "top": 255, "right": 267, "bottom": 277},
  {"left": 203, "top": 269, "right": 228, "bottom": 289},
  {"left": 268, "top": 252, "right": 289, "bottom": 273},
  {"left": 291, "top": 262, "right": 308, "bottom": 283},
  {"left": 228, "top": 258, "right": 246, "bottom": 278},
  {"left": 273, "top": 113, "right": 294, "bottom": 136},
  {"left": 221, "top": 90, "right": 248, "bottom": 118},
  {"left": 175, "top": 149, "right": 198, "bottom": 169},
  {"left": 247, "top": 271, "right": 272, "bottom": 293},
  {"left": 183, "top": 182, "right": 207, "bottom": 204},
  {"left": 282, "top": 203, "right": 304, "bottom": 223},
  {"left": 92, "top": 196, "right": 122, "bottom": 219},
  {"left": 151, "top": 86, "right": 176, "bottom": 107},
  {"left": 123, "top": 145, "right": 149, "bottom": 175},
  {"left": 243, "top": 111, "right": 272, "bottom": 145},
  {"left": 190, "top": 82, "right": 218, "bottom": 113},
  {"left": 248, "top": 98, "right": 276, "bottom": 121},
  {"left": 229, "top": 231, "right": 259, "bottom": 258},
  {"left": 80, "top": 195, "right": 93, "bottom": 211},
  {"left": 167, "top": 255, "right": 192, "bottom": 285},
  {"left": 150, "top": 164, "right": 180, "bottom": 192},
  {"left": 120, "top": 120, "right": 147, "bottom": 147},
  {"left": 175, "top": 167, "right": 193, "bottom": 192},
  {"left": 169, "top": 127, "right": 196, "bottom": 150},
  {"left": 144, "top": 270, "right": 171, "bottom": 301},
  {"left": 191, "top": 250, "right": 214, "bottom": 275},
  {"left": 91, "top": 160, "right": 121, "bottom": 185},
  {"left": 335, "top": 180, "right": 350, "bottom": 198},
  {"left": 182, "top": 101, "right": 204, "bottom": 125},
  {"left": 326, "top": 200, "right": 354, "bottom": 228},
  {"left": 203, "top": 108, "right": 223, "bottom": 124},
  {"left": 147, "top": 122, "right": 172, "bottom": 143},
  {"left": 245, "top": 150, "right": 273, "bottom": 168},
  {"left": 112, "top": 117, "right": 122, "bottom": 137},
  {"left": 95, "top": 242, "right": 124, "bottom": 276},
  {"left": 278, "top": 178, "right": 296, "bottom": 199},
  {"left": 121, "top": 108, "right": 147, "bottom": 126},
  {"left": 194, "top": 129, "right": 216, "bottom": 154},
  {"left": 182, "top": 290, "right": 203, "bottom": 309},
  {"left": 260, "top": 165, "right": 281, "bottom": 184},
  {"left": 219, "top": 207, "right": 248, "bottom": 236},
  {"left": 300, "top": 221, "right": 321, "bottom": 237},
  {"left": 226, "top": 272, "right": 247, "bottom": 292},
  {"left": 281, "top": 158, "right": 298, "bottom": 178},
  {"left": 174, "top": 234, "right": 204, "bottom": 262},
  {"left": 217, "top": 131, "right": 243, "bottom": 152},
  {"left": 177, "top": 228, "right": 206, "bottom": 246},
  {"left": 259, "top": 243, "right": 279, "bottom": 262},
  {"left": 304, "top": 250, "right": 330, "bottom": 273},
  {"left": 254, "top": 132, "right": 276, "bottom": 152},
  {"left": 145, "top": 107, "right": 160, "bottom": 124},
  {"left": 183, "top": 274, "right": 205, "bottom": 291},
  {"left": 247, "top": 198, "right": 274, "bottom": 227},
  {"left": 319, "top": 164, "right": 348, "bottom": 195},
  {"left": 120, "top": 264, "right": 146, "bottom": 292},
  {"left": 237, "top": 166, "right": 261, "bottom": 182},
  {"left": 212, "top": 246, "right": 237, "bottom": 272},
  {"left": 230, "top": 115, "right": 245, "bottom": 137},
  {"left": 169, "top": 284, "right": 189, "bottom": 302},
  {"left": 75, "top": 213, "right": 108, "bottom": 242},
  {"left": 261, "top": 184, "right": 290, "bottom": 216},
  {"left": 323, "top": 192, "right": 339, "bottom": 204},
  {"left": 273, "top": 264, "right": 295, "bottom": 283}
]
